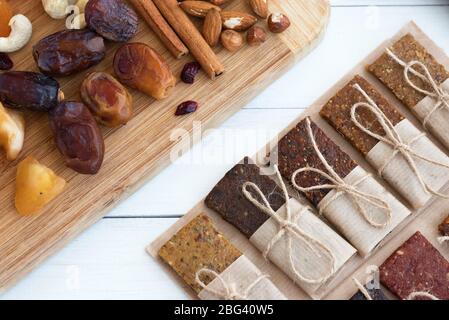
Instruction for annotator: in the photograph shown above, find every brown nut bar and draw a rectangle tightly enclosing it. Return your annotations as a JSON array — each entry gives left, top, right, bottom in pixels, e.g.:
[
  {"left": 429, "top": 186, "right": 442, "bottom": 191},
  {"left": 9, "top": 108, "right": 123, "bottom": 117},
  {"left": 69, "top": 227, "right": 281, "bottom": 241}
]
[
  {"left": 158, "top": 214, "right": 241, "bottom": 293},
  {"left": 205, "top": 158, "right": 286, "bottom": 238},
  {"left": 277, "top": 117, "right": 357, "bottom": 206},
  {"left": 380, "top": 231, "right": 449, "bottom": 300},
  {"left": 439, "top": 215, "right": 449, "bottom": 237},
  {"left": 368, "top": 34, "right": 449, "bottom": 110},
  {"left": 320, "top": 75, "right": 404, "bottom": 156}
]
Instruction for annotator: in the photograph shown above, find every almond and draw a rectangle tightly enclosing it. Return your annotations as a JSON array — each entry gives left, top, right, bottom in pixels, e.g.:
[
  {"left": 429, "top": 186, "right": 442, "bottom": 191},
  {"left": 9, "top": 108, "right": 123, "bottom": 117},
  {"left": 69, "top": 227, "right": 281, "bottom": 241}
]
[
  {"left": 203, "top": 8, "right": 222, "bottom": 47},
  {"left": 179, "top": 1, "right": 221, "bottom": 18},
  {"left": 221, "top": 11, "right": 257, "bottom": 32},
  {"left": 249, "top": 0, "right": 268, "bottom": 19}
]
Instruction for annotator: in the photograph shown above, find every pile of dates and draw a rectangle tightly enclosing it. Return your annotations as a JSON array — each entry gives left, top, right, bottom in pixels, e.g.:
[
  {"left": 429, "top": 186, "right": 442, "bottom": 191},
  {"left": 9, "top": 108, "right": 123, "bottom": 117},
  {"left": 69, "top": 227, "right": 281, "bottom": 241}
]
[{"left": 0, "top": 0, "right": 179, "bottom": 177}]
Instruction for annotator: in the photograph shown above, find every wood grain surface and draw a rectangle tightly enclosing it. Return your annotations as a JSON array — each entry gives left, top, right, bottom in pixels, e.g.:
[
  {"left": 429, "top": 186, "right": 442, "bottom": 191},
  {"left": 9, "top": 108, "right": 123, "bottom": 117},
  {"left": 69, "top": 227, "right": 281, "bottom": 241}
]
[{"left": 0, "top": 0, "right": 330, "bottom": 293}]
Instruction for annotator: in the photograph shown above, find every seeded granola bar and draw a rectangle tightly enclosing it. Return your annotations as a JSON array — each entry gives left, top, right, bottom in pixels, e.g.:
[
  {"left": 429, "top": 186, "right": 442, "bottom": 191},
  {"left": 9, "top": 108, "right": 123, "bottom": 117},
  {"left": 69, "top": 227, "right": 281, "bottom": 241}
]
[
  {"left": 158, "top": 214, "right": 242, "bottom": 294},
  {"left": 320, "top": 75, "right": 404, "bottom": 156},
  {"left": 380, "top": 231, "right": 449, "bottom": 300},
  {"left": 369, "top": 34, "right": 449, "bottom": 110},
  {"left": 277, "top": 117, "right": 357, "bottom": 206},
  {"left": 205, "top": 159, "right": 286, "bottom": 238}
]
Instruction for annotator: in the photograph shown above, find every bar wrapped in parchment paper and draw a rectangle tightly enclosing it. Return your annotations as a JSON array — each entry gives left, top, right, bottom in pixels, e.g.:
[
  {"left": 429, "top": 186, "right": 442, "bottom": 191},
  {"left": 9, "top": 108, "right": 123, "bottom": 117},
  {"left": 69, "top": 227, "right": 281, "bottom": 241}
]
[
  {"left": 206, "top": 161, "right": 356, "bottom": 299},
  {"left": 369, "top": 34, "right": 449, "bottom": 151},
  {"left": 277, "top": 117, "right": 410, "bottom": 257},
  {"left": 158, "top": 214, "right": 286, "bottom": 300},
  {"left": 320, "top": 75, "right": 449, "bottom": 209}
]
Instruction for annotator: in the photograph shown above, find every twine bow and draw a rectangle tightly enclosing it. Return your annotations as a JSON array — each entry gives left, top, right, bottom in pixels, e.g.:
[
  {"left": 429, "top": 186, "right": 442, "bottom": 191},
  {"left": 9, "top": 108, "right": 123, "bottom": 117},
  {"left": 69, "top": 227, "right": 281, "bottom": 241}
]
[
  {"left": 386, "top": 48, "right": 449, "bottom": 129},
  {"left": 291, "top": 118, "right": 392, "bottom": 229},
  {"left": 407, "top": 291, "right": 440, "bottom": 300},
  {"left": 351, "top": 83, "right": 449, "bottom": 199},
  {"left": 241, "top": 164, "right": 336, "bottom": 284},
  {"left": 195, "top": 268, "right": 269, "bottom": 300}
]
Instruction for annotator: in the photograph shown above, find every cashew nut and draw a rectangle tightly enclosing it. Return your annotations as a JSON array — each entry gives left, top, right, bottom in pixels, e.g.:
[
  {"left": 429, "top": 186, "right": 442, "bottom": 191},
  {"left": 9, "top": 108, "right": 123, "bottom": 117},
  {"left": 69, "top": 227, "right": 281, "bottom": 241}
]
[
  {"left": 42, "top": 0, "right": 77, "bottom": 19},
  {"left": 66, "top": 0, "right": 89, "bottom": 29},
  {"left": 0, "top": 15, "right": 33, "bottom": 53},
  {"left": 0, "top": 102, "right": 25, "bottom": 161}
]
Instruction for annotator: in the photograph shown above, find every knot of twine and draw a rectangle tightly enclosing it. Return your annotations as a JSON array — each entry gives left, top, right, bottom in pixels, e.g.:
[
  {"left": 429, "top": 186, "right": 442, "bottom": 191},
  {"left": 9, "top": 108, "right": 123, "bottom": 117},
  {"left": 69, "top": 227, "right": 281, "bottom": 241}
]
[
  {"left": 291, "top": 117, "right": 392, "bottom": 229},
  {"left": 386, "top": 48, "right": 449, "bottom": 129},
  {"left": 241, "top": 165, "right": 336, "bottom": 285},
  {"left": 407, "top": 291, "right": 440, "bottom": 300},
  {"left": 195, "top": 268, "right": 269, "bottom": 300},
  {"left": 351, "top": 83, "right": 449, "bottom": 199}
]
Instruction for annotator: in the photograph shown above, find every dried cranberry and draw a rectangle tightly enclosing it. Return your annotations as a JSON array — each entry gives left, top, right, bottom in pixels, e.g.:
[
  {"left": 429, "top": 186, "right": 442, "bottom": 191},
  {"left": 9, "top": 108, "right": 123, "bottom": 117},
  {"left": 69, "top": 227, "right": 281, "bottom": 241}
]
[
  {"left": 0, "top": 53, "right": 13, "bottom": 70},
  {"left": 175, "top": 101, "right": 198, "bottom": 116},
  {"left": 181, "top": 62, "right": 201, "bottom": 84}
]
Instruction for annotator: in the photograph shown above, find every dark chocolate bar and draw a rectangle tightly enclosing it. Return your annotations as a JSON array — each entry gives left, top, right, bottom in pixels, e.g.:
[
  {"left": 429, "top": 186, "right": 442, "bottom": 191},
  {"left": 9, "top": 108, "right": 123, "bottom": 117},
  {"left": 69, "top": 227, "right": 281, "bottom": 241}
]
[{"left": 205, "top": 159, "right": 286, "bottom": 238}]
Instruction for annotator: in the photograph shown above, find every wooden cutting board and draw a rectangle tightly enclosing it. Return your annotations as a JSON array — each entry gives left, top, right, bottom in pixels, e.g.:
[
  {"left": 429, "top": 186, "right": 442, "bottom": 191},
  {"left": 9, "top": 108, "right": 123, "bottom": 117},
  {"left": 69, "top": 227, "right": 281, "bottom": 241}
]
[{"left": 0, "top": 0, "right": 330, "bottom": 292}]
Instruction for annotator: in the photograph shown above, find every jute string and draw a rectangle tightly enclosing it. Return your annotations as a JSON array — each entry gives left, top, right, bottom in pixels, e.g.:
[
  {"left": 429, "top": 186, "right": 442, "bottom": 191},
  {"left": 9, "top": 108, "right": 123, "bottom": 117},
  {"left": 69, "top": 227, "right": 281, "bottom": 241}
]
[
  {"left": 351, "top": 83, "right": 449, "bottom": 198},
  {"left": 407, "top": 291, "right": 440, "bottom": 300},
  {"left": 386, "top": 48, "right": 449, "bottom": 130},
  {"left": 291, "top": 118, "right": 392, "bottom": 229},
  {"left": 242, "top": 164, "right": 336, "bottom": 284},
  {"left": 195, "top": 268, "right": 269, "bottom": 300},
  {"left": 352, "top": 277, "right": 373, "bottom": 300}
]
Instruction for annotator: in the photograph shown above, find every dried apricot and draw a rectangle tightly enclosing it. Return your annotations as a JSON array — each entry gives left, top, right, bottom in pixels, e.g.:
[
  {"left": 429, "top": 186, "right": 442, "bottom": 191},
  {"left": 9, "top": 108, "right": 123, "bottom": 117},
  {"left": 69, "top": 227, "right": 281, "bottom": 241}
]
[{"left": 0, "top": 0, "right": 12, "bottom": 37}]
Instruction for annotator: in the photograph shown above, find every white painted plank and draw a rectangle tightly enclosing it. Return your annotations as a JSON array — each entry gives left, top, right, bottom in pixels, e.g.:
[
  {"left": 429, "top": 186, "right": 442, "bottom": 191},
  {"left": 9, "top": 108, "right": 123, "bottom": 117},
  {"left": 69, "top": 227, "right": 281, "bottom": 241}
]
[
  {"left": 0, "top": 219, "right": 188, "bottom": 300},
  {"left": 245, "top": 5, "right": 449, "bottom": 110},
  {"left": 108, "top": 108, "right": 302, "bottom": 217},
  {"left": 4, "top": 4, "right": 449, "bottom": 300}
]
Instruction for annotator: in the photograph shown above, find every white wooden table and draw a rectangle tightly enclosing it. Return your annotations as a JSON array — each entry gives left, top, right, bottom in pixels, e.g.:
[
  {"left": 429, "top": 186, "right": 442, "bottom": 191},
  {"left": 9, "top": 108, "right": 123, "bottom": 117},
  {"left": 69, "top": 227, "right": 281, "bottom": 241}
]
[{"left": 2, "top": 0, "right": 449, "bottom": 300}]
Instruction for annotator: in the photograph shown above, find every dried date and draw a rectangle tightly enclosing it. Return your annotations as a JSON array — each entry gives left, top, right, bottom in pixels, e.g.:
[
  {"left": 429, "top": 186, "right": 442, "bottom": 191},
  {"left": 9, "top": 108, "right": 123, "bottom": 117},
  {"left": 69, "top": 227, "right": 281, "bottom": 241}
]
[
  {"left": 0, "top": 52, "right": 13, "bottom": 70},
  {"left": 33, "top": 29, "right": 106, "bottom": 77},
  {"left": 114, "top": 43, "right": 176, "bottom": 100},
  {"left": 85, "top": 0, "right": 138, "bottom": 42},
  {"left": 0, "top": 71, "right": 63, "bottom": 112},
  {"left": 81, "top": 72, "right": 133, "bottom": 127},
  {"left": 49, "top": 101, "right": 105, "bottom": 175}
]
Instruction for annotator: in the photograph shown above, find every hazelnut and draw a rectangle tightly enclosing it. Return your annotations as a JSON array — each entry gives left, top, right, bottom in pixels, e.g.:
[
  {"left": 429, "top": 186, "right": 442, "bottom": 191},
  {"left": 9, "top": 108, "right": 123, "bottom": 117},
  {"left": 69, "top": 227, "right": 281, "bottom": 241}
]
[
  {"left": 246, "top": 26, "right": 266, "bottom": 46},
  {"left": 267, "top": 13, "right": 291, "bottom": 33},
  {"left": 221, "top": 30, "right": 244, "bottom": 52}
]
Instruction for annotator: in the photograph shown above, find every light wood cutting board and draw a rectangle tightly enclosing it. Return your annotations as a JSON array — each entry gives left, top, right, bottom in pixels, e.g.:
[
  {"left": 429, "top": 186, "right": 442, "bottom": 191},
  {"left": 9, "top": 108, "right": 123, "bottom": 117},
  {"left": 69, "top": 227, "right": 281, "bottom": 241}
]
[{"left": 0, "top": 0, "right": 330, "bottom": 292}]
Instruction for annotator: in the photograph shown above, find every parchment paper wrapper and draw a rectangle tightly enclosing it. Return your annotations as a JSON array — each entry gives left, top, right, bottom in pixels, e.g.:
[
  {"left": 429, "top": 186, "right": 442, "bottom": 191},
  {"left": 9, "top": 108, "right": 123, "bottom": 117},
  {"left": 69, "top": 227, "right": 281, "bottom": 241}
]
[
  {"left": 414, "top": 79, "right": 449, "bottom": 150},
  {"left": 366, "top": 119, "right": 449, "bottom": 209},
  {"left": 198, "top": 255, "right": 287, "bottom": 300},
  {"left": 249, "top": 198, "right": 356, "bottom": 299},
  {"left": 318, "top": 166, "right": 410, "bottom": 257}
]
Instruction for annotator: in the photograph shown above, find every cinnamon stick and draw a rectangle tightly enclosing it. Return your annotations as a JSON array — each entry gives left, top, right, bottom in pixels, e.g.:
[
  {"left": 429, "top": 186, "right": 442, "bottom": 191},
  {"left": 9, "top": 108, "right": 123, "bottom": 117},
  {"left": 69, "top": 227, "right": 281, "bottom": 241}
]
[
  {"left": 130, "top": 0, "right": 189, "bottom": 59},
  {"left": 152, "top": 0, "right": 225, "bottom": 79}
]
